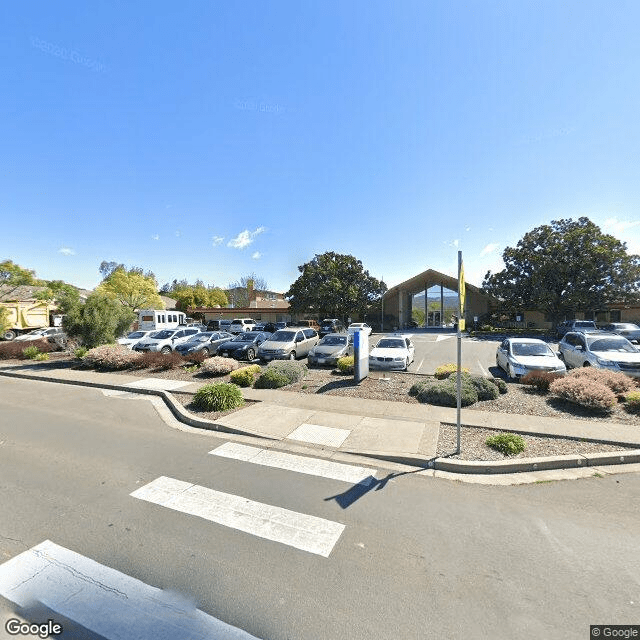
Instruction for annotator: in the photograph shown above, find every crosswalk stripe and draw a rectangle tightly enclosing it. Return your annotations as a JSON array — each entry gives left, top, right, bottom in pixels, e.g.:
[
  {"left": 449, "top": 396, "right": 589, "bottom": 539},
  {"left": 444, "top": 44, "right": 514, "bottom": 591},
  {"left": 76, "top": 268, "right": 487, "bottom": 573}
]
[
  {"left": 131, "top": 476, "right": 345, "bottom": 557},
  {"left": 210, "top": 442, "right": 377, "bottom": 485},
  {"left": 0, "top": 540, "right": 262, "bottom": 639}
]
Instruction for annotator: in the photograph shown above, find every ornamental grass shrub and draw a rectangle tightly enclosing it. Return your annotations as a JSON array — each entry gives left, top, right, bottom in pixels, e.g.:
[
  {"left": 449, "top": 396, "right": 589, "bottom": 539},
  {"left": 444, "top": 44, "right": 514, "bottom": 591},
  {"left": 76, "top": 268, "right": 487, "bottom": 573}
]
[
  {"left": 264, "top": 360, "right": 308, "bottom": 384},
  {"left": 468, "top": 375, "right": 500, "bottom": 401},
  {"left": 416, "top": 377, "right": 478, "bottom": 407},
  {"left": 200, "top": 356, "right": 239, "bottom": 376},
  {"left": 434, "top": 363, "right": 470, "bottom": 379},
  {"left": 409, "top": 381, "right": 429, "bottom": 397},
  {"left": 22, "top": 345, "right": 41, "bottom": 359},
  {"left": 74, "top": 347, "right": 88, "bottom": 359},
  {"left": 485, "top": 433, "right": 526, "bottom": 456},
  {"left": 489, "top": 377, "right": 508, "bottom": 394},
  {"left": 520, "top": 371, "right": 564, "bottom": 393},
  {"left": 624, "top": 390, "right": 640, "bottom": 412},
  {"left": 192, "top": 383, "right": 245, "bottom": 412},
  {"left": 567, "top": 367, "right": 635, "bottom": 397},
  {"left": 549, "top": 376, "right": 617, "bottom": 412},
  {"left": 34, "top": 352, "right": 49, "bottom": 361},
  {"left": 336, "top": 355, "right": 354, "bottom": 374},
  {"left": 254, "top": 368, "right": 291, "bottom": 389},
  {"left": 230, "top": 364, "right": 262, "bottom": 387},
  {"left": 84, "top": 344, "right": 142, "bottom": 370}
]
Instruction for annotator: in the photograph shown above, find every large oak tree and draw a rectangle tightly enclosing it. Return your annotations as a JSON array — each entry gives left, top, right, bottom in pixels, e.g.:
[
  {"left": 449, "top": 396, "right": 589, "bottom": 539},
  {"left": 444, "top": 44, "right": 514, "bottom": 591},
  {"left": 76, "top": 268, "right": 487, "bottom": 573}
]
[
  {"left": 482, "top": 217, "right": 640, "bottom": 324},
  {"left": 286, "top": 252, "right": 385, "bottom": 322}
]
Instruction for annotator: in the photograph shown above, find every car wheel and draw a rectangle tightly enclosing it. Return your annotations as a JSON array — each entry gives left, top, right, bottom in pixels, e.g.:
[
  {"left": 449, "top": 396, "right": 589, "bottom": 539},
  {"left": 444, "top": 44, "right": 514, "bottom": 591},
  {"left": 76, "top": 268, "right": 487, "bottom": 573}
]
[
  {"left": 289, "top": 351, "right": 296, "bottom": 360},
  {"left": 201, "top": 347, "right": 210, "bottom": 356},
  {"left": 583, "top": 362, "right": 590, "bottom": 367},
  {"left": 160, "top": 346, "right": 171, "bottom": 354},
  {"left": 2, "top": 330, "right": 16, "bottom": 341},
  {"left": 247, "top": 348, "right": 256, "bottom": 361}
]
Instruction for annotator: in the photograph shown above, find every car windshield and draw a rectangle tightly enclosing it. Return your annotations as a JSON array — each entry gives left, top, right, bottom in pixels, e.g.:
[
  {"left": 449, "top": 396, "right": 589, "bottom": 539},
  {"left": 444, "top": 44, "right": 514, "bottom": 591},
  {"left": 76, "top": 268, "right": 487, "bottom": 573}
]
[
  {"left": 191, "top": 333, "right": 213, "bottom": 342},
  {"left": 376, "top": 339, "right": 405, "bottom": 349},
  {"left": 232, "top": 333, "right": 256, "bottom": 342},
  {"left": 588, "top": 338, "right": 638, "bottom": 353},
  {"left": 320, "top": 336, "right": 347, "bottom": 346},
  {"left": 511, "top": 343, "right": 553, "bottom": 357},
  {"left": 126, "top": 331, "right": 146, "bottom": 339},
  {"left": 575, "top": 321, "right": 596, "bottom": 327},
  {"left": 150, "top": 330, "right": 174, "bottom": 339},
  {"left": 270, "top": 331, "right": 296, "bottom": 342}
]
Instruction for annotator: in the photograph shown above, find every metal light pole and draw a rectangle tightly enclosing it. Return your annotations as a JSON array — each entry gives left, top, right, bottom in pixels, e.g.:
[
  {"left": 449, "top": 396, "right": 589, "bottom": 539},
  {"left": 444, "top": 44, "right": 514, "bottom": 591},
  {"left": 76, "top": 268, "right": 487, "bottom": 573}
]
[{"left": 380, "top": 276, "right": 384, "bottom": 333}]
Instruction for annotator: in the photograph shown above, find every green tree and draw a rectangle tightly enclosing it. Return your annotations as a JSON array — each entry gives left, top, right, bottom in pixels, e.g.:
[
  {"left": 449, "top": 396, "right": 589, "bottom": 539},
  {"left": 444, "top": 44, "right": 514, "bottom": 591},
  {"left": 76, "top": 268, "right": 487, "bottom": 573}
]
[
  {"left": 62, "top": 292, "right": 136, "bottom": 348},
  {"left": 227, "top": 273, "right": 269, "bottom": 308},
  {"left": 482, "top": 217, "right": 640, "bottom": 324},
  {"left": 286, "top": 252, "right": 385, "bottom": 322},
  {"left": 96, "top": 268, "right": 164, "bottom": 310},
  {"left": 0, "top": 305, "right": 10, "bottom": 334},
  {"left": 173, "top": 285, "right": 228, "bottom": 310},
  {"left": 412, "top": 308, "right": 425, "bottom": 326},
  {"left": 0, "top": 260, "right": 37, "bottom": 301}
]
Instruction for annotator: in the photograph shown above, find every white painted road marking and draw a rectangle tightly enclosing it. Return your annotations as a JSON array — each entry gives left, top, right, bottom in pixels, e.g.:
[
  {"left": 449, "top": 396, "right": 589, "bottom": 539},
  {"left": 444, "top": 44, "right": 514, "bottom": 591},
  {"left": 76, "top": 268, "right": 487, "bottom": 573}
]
[
  {"left": 287, "top": 423, "right": 351, "bottom": 447},
  {"left": 131, "top": 476, "right": 345, "bottom": 557},
  {"left": 210, "top": 442, "right": 377, "bottom": 484},
  {"left": 0, "top": 540, "right": 262, "bottom": 639},
  {"left": 124, "top": 377, "right": 192, "bottom": 391},
  {"left": 436, "top": 334, "right": 455, "bottom": 342}
]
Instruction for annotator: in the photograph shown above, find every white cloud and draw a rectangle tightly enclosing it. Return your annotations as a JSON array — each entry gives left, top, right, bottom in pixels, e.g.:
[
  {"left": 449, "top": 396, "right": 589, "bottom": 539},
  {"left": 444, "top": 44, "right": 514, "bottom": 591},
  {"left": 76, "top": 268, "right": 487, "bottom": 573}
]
[
  {"left": 465, "top": 226, "right": 471, "bottom": 232},
  {"left": 212, "top": 236, "right": 224, "bottom": 246},
  {"left": 227, "top": 226, "right": 266, "bottom": 249},
  {"left": 479, "top": 243, "right": 499, "bottom": 257},
  {"left": 151, "top": 234, "right": 159, "bottom": 241},
  {"left": 452, "top": 239, "right": 459, "bottom": 248},
  {"left": 602, "top": 217, "right": 640, "bottom": 235},
  {"left": 58, "top": 247, "right": 75, "bottom": 256},
  {"left": 252, "top": 251, "right": 261, "bottom": 260},
  {"left": 175, "top": 230, "right": 181, "bottom": 237}
]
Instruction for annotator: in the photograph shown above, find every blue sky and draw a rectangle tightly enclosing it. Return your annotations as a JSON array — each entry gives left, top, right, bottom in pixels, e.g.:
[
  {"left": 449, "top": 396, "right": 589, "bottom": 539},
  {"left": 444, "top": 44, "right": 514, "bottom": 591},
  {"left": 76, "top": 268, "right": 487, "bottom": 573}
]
[{"left": 2, "top": 1, "right": 640, "bottom": 293}]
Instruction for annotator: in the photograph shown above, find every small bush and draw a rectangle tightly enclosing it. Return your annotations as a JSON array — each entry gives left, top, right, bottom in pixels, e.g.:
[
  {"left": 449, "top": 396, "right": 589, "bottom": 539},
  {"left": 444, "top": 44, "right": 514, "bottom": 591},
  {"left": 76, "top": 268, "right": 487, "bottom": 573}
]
[
  {"left": 521, "top": 371, "right": 564, "bottom": 393},
  {"left": 183, "top": 351, "right": 207, "bottom": 365},
  {"left": 336, "top": 355, "right": 354, "bottom": 374},
  {"left": 549, "top": 376, "right": 617, "bottom": 412},
  {"left": 22, "top": 345, "right": 41, "bottom": 359},
  {"left": 434, "top": 363, "right": 470, "bottom": 379},
  {"left": 470, "top": 375, "right": 500, "bottom": 401},
  {"left": 74, "top": 347, "right": 88, "bottom": 359},
  {"left": 486, "top": 433, "right": 526, "bottom": 456},
  {"left": 254, "top": 369, "right": 291, "bottom": 389},
  {"left": 624, "top": 390, "right": 640, "bottom": 412},
  {"left": 416, "top": 377, "right": 478, "bottom": 407},
  {"left": 568, "top": 368, "right": 635, "bottom": 396},
  {"left": 489, "top": 377, "right": 508, "bottom": 394},
  {"left": 200, "top": 356, "right": 239, "bottom": 376},
  {"left": 84, "top": 344, "right": 142, "bottom": 370},
  {"left": 230, "top": 364, "right": 262, "bottom": 387},
  {"left": 409, "top": 381, "right": 429, "bottom": 397},
  {"left": 135, "top": 351, "right": 184, "bottom": 371},
  {"left": 34, "top": 352, "right": 49, "bottom": 361},
  {"left": 265, "top": 360, "right": 308, "bottom": 384},
  {"left": 192, "top": 383, "right": 245, "bottom": 412}
]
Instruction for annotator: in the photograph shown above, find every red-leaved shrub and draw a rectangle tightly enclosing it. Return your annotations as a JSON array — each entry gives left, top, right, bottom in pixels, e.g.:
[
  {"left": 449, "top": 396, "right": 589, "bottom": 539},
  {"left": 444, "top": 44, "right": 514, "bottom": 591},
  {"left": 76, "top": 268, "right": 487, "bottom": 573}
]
[
  {"left": 84, "top": 344, "right": 142, "bottom": 370},
  {"left": 520, "top": 371, "right": 564, "bottom": 393},
  {"left": 549, "top": 376, "right": 617, "bottom": 411},
  {"left": 567, "top": 367, "right": 635, "bottom": 396},
  {"left": 0, "top": 338, "right": 55, "bottom": 360},
  {"left": 135, "top": 351, "right": 184, "bottom": 371}
]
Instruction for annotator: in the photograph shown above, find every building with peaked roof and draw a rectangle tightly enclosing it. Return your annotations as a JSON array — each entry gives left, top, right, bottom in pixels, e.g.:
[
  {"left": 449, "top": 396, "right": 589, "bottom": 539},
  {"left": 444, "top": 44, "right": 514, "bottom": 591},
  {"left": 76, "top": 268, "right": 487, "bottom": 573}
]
[{"left": 383, "top": 268, "right": 492, "bottom": 329}]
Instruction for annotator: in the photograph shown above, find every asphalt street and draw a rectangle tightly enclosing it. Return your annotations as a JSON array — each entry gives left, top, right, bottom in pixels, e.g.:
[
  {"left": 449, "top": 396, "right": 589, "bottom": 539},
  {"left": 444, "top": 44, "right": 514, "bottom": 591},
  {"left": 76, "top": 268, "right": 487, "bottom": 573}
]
[{"left": 0, "top": 377, "right": 638, "bottom": 640}]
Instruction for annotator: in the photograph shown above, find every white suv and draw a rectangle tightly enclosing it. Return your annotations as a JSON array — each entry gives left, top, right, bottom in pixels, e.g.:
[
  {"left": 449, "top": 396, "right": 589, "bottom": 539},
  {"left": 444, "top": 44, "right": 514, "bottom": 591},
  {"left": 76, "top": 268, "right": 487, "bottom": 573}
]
[
  {"left": 229, "top": 318, "right": 256, "bottom": 334},
  {"left": 132, "top": 327, "right": 202, "bottom": 353}
]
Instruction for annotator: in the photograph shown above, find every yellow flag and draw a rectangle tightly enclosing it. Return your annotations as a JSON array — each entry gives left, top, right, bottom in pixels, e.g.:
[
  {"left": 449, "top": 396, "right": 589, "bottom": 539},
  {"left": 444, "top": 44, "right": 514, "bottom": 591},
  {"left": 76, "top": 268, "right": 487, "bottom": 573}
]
[{"left": 459, "top": 261, "right": 466, "bottom": 315}]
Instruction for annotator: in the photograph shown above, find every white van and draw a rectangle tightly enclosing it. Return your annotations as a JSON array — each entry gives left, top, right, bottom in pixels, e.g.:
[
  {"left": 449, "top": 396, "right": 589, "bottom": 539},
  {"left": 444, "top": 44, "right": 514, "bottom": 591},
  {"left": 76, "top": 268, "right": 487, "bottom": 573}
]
[{"left": 138, "top": 309, "right": 186, "bottom": 332}]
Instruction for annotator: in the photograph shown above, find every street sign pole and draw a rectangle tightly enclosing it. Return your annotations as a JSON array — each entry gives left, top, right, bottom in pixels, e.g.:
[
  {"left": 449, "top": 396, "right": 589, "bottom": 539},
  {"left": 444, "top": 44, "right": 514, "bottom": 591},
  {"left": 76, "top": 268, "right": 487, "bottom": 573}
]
[{"left": 456, "top": 250, "right": 465, "bottom": 455}]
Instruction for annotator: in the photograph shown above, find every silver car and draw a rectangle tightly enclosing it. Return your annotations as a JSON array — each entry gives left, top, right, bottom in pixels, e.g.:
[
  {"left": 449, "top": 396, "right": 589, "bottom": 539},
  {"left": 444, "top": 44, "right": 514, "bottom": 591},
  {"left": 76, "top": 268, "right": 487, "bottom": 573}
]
[
  {"left": 600, "top": 323, "right": 640, "bottom": 343},
  {"left": 496, "top": 337, "right": 566, "bottom": 380},
  {"left": 307, "top": 333, "right": 352, "bottom": 366},
  {"left": 258, "top": 328, "right": 319, "bottom": 362},
  {"left": 558, "top": 331, "right": 640, "bottom": 377}
]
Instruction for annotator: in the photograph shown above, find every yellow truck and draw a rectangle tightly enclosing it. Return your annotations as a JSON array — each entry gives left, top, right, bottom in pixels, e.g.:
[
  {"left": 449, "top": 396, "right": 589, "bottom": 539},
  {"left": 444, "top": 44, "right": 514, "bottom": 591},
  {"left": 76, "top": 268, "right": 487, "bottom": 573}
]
[{"left": 1, "top": 301, "right": 55, "bottom": 341}]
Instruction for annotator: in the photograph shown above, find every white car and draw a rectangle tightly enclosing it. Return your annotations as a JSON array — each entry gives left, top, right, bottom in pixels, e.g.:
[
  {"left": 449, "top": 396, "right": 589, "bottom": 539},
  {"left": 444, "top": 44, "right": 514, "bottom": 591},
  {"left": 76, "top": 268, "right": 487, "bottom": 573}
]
[
  {"left": 14, "top": 327, "right": 64, "bottom": 342},
  {"left": 117, "top": 330, "right": 153, "bottom": 350},
  {"left": 347, "top": 323, "right": 372, "bottom": 337},
  {"left": 368, "top": 335, "right": 415, "bottom": 371},
  {"left": 132, "top": 327, "right": 202, "bottom": 354},
  {"left": 496, "top": 337, "right": 566, "bottom": 381}
]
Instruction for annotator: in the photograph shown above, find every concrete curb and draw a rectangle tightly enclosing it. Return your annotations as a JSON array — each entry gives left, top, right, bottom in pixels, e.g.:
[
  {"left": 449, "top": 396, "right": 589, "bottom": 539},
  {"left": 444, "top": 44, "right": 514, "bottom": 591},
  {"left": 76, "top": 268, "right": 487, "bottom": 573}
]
[{"left": 2, "top": 368, "right": 640, "bottom": 476}]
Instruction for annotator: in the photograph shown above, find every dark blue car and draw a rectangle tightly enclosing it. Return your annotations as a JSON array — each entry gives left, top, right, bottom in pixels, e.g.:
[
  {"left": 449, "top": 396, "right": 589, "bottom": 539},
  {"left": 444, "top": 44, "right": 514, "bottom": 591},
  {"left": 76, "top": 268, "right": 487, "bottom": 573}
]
[{"left": 216, "top": 331, "right": 270, "bottom": 361}]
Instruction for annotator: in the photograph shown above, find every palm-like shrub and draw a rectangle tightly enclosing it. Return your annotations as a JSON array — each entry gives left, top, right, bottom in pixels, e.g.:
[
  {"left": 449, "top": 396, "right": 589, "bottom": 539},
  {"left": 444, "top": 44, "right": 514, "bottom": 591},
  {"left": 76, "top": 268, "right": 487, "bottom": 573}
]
[
  {"left": 192, "top": 383, "right": 245, "bottom": 412},
  {"left": 485, "top": 433, "right": 526, "bottom": 455}
]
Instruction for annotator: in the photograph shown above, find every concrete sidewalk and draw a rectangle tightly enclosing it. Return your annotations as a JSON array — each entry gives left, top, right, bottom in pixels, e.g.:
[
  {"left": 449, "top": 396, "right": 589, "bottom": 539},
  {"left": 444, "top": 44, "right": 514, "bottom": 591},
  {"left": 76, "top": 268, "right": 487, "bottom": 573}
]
[{"left": 2, "top": 361, "right": 640, "bottom": 476}]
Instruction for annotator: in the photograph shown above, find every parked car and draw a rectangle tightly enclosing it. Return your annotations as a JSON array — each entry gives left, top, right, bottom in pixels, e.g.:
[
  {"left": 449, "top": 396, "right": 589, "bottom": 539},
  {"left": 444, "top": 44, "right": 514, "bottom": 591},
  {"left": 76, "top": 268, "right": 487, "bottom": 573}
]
[
  {"left": 274, "top": 322, "right": 290, "bottom": 330},
  {"left": 558, "top": 330, "right": 640, "bottom": 377},
  {"left": 117, "top": 330, "right": 153, "bottom": 350},
  {"left": 254, "top": 322, "right": 277, "bottom": 333},
  {"left": 217, "top": 331, "right": 271, "bottom": 361},
  {"left": 258, "top": 328, "right": 319, "bottom": 362},
  {"left": 368, "top": 335, "right": 415, "bottom": 371},
  {"left": 132, "top": 327, "right": 202, "bottom": 353},
  {"left": 600, "top": 323, "right": 640, "bottom": 343},
  {"left": 229, "top": 318, "right": 256, "bottom": 334},
  {"left": 496, "top": 337, "right": 566, "bottom": 381},
  {"left": 174, "top": 331, "right": 234, "bottom": 357},
  {"left": 307, "top": 333, "right": 352, "bottom": 366},
  {"left": 14, "top": 327, "right": 65, "bottom": 342},
  {"left": 297, "top": 319, "right": 321, "bottom": 332},
  {"left": 319, "top": 319, "right": 345, "bottom": 337},
  {"left": 555, "top": 320, "right": 598, "bottom": 338},
  {"left": 347, "top": 322, "right": 373, "bottom": 337}
]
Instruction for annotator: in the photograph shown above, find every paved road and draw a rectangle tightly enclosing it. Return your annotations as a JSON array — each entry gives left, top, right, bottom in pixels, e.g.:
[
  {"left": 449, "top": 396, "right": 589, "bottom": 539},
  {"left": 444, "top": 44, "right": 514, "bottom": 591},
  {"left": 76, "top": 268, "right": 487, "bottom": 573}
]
[{"left": 1, "top": 377, "right": 638, "bottom": 640}]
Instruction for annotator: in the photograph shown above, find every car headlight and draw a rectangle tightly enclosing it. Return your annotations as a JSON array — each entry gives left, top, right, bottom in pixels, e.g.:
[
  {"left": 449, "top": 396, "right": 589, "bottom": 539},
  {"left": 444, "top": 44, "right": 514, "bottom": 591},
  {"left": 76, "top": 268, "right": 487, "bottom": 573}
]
[
  {"left": 595, "top": 356, "right": 618, "bottom": 367},
  {"left": 274, "top": 348, "right": 285, "bottom": 354}
]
